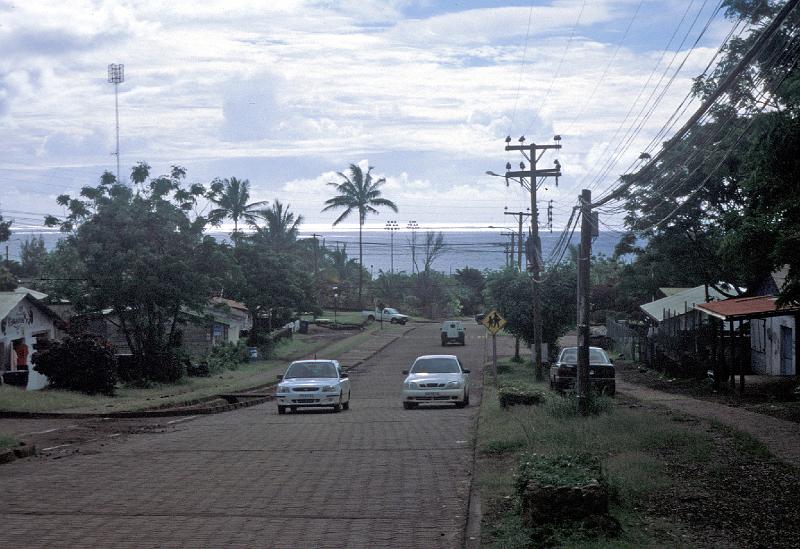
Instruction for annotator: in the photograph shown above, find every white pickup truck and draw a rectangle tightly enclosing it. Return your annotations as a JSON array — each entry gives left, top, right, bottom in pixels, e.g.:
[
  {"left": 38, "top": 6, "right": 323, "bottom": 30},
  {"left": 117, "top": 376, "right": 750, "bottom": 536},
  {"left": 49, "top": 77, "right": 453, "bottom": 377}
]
[{"left": 362, "top": 307, "right": 409, "bottom": 324}]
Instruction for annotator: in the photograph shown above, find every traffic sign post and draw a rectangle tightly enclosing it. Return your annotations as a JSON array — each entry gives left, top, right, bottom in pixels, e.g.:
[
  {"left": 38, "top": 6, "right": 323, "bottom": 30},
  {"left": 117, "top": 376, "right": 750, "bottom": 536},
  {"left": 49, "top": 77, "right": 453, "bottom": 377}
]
[{"left": 482, "top": 310, "right": 507, "bottom": 383}]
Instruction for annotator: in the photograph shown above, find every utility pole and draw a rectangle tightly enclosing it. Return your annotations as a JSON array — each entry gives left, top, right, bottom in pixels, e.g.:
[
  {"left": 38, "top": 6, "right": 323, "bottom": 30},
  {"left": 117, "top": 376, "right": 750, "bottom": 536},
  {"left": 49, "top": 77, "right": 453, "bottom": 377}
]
[
  {"left": 501, "top": 231, "right": 516, "bottom": 269},
  {"left": 504, "top": 210, "right": 532, "bottom": 271},
  {"left": 385, "top": 220, "right": 399, "bottom": 274},
  {"left": 407, "top": 220, "right": 419, "bottom": 274},
  {"left": 311, "top": 233, "right": 321, "bottom": 297},
  {"left": 577, "top": 189, "right": 592, "bottom": 416},
  {"left": 503, "top": 135, "right": 562, "bottom": 381}
]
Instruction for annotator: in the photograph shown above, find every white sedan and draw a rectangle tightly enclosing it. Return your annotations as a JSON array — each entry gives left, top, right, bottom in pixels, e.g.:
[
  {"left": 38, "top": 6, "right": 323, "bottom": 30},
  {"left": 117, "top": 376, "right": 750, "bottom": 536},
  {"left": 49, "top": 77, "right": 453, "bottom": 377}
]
[
  {"left": 275, "top": 359, "right": 351, "bottom": 414},
  {"left": 402, "top": 354, "right": 470, "bottom": 409}
]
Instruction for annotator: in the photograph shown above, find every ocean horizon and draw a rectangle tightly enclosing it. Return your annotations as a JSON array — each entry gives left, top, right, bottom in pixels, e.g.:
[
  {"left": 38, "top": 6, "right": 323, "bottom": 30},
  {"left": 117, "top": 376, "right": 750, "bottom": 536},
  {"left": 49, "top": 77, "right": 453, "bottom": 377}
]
[{"left": 3, "top": 228, "right": 628, "bottom": 276}]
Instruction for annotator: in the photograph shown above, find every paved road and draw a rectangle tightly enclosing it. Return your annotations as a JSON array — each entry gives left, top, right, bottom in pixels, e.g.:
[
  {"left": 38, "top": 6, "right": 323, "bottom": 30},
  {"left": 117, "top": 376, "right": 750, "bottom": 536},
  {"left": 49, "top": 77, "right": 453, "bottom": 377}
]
[{"left": 0, "top": 323, "right": 486, "bottom": 548}]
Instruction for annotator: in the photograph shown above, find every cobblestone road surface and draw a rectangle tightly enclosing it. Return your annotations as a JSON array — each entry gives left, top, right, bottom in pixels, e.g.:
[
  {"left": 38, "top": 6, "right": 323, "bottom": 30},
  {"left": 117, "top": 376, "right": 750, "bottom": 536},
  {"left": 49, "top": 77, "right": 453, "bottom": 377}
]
[{"left": 0, "top": 322, "right": 486, "bottom": 548}]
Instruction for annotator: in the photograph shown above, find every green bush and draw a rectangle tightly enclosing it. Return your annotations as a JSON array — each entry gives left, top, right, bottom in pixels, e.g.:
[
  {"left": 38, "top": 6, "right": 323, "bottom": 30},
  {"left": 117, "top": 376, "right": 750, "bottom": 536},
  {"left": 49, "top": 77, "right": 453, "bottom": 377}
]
[
  {"left": 206, "top": 341, "right": 249, "bottom": 373},
  {"left": 116, "top": 349, "right": 185, "bottom": 385},
  {"left": 32, "top": 333, "right": 118, "bottom": 395},
  {"left": 497, "top": 383, "right": 546, "bottom": 409},
  {"left": 515, "top": 453, "right": 601, "bottom": 493}
]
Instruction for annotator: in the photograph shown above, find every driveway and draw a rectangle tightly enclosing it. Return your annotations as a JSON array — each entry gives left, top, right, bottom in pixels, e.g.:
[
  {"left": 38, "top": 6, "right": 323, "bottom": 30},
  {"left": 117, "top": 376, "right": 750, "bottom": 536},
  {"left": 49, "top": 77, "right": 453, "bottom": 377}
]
[{"left": 0, "top": 322, "right": 486, "bottom": 548}]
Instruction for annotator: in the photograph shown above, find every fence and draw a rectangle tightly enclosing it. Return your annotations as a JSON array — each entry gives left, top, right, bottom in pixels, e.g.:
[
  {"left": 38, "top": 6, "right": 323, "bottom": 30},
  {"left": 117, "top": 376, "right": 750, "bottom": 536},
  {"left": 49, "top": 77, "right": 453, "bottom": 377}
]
[{"left": 605, "top": 316, "right": 750, "bottom": 379}]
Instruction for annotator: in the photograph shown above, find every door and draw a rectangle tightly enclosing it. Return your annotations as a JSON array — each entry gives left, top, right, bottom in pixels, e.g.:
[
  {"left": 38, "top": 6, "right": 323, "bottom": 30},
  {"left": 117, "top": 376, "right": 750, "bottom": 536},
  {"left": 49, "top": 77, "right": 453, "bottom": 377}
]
[{"left": 780, "top": 325, "right": 793, "bottom": 375}]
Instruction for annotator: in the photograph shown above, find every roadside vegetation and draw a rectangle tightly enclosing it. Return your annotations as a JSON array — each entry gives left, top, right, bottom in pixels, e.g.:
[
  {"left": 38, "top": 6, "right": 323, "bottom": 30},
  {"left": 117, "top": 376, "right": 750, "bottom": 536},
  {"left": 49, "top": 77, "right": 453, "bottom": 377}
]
[
  {"left": 477, "top": 358, "right": 800, "bottom": 548},
  {"left": 0, "top": 323, "right": 378, "bottom": 414},
  {"left": 0, "top": 434, "right": 18, "bottom": 449}
]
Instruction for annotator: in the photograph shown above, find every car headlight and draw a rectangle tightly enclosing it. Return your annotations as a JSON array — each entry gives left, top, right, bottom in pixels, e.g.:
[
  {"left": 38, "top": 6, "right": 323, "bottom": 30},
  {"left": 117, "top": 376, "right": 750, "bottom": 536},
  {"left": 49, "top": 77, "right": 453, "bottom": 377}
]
[
  {"left": 277, "top": 384, "right": 288, "bottom": 392},
  {"left": 447, "top": 381, "right": 461, "bottom": 388},
  {"left": 322, "top": 385, "right": 337, "bottom": 392},
  {"left": 404, "top": 382, "right": 415, "bottom": 389}
]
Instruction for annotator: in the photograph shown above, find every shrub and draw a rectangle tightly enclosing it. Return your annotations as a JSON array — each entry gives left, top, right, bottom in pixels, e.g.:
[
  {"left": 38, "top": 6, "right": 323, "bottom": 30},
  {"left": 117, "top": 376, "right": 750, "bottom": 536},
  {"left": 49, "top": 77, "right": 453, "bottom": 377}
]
[
  {"left": 32, "top": 333, "right": 118, "bottom": 395},
  {"left": 185, "top": 358, "right": 210, "bottom": 377},
  {"left": 206, "top": 341, "right": 249, "bottom": 373},
  {"left": 515, "top": 453, "right": 601, "bottom": 493},
  {"left": 497, "top": 383, "right": 546, "bottom": 409},
  {"left": 116, "top": 349, "right": 185, "bottom": 385}
]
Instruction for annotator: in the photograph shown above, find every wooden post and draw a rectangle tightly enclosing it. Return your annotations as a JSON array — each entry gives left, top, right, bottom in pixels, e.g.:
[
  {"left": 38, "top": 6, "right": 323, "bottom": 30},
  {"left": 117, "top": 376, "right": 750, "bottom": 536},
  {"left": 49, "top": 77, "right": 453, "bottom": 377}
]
[
  {"left": 729, "top": 320, "right": 736, "bottom": 389},
  {"left": 738, "top": 320, "right": 745, "bottom": 392},
  {"left": 492, "top": 333, "right": 498, "bottom": 384}
]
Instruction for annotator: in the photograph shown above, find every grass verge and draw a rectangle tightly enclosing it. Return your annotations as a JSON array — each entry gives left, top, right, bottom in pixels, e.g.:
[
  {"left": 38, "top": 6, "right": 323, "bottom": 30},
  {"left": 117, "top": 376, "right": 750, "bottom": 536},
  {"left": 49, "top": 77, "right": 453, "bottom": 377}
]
[
  {"left": 0, "top": 324, "right": 381, "bottom": 414},
  {"left": 0, "top": 434, "right": 18, "bottom": 449},
  {"left": 475, "top": 357, "right": 757, "bottom": 548}
]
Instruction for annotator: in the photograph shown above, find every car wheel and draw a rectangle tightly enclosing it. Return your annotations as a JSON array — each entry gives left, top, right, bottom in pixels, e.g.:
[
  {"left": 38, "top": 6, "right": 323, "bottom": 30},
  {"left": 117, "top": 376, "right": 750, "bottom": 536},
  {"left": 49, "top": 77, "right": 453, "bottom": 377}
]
[
  {"left": 333, "top": 395, "right": 342, "bottom": 412},
  {"left": 368, "top": 315, "right": 375, "bottom": 321},
  {"left": 390, "top": 318, "right": 397, "bottom": 324},
  {"left": 343, "top": 392, "right": 350, "bottom": 410},
  {"left": 290, "top": 406, "right": 298, "bottom": 413},
  {"left": 277, "top": 405, "right": 286, "bottom": 415},
  {"left": 464, "top": 391, "right": 470, "bottom": 406}
]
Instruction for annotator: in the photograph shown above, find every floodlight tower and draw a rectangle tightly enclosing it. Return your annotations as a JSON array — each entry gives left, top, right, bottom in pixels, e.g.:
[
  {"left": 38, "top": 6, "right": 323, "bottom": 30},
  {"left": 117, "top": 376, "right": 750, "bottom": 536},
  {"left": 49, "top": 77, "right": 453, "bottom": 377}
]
[
  {"left": 385, "top": 220, "right": 399, "bottom": 274},
  {"left": 107, "top": 63, "right": 124, "bottom": 183}
]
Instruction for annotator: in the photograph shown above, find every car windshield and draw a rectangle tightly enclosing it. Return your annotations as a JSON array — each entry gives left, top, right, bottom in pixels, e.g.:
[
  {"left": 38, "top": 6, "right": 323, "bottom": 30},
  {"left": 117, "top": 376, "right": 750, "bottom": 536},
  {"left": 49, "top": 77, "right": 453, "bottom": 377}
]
[
  {"left": 410, "top": 357, "right": 461, "bottom": 374},
  {"left": 385, "top": 308, "right": 398, "bottom": 314},
  {"left": 285, "top": 361, "right": 338, "bottom": 379},
  {"left": 559, "top": 348, "right": 609, "bottom": 365}
]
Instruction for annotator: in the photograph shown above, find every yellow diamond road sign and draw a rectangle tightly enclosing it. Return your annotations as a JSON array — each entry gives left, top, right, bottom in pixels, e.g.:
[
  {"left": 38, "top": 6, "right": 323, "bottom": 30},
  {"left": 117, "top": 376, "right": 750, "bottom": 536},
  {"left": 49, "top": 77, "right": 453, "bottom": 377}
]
[{"left": 482, "top": 309, "right": 507, "bottom": 335}]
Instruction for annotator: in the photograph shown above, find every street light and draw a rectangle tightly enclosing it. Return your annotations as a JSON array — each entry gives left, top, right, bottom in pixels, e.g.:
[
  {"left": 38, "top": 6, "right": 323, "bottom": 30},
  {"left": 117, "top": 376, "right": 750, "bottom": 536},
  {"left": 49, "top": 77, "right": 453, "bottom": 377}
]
[
  {"left": 107, "top": 63, "right": 124, "bottom": 184},
  {"left": 384, "top": 220, "right": 399, "bottom": 274}
]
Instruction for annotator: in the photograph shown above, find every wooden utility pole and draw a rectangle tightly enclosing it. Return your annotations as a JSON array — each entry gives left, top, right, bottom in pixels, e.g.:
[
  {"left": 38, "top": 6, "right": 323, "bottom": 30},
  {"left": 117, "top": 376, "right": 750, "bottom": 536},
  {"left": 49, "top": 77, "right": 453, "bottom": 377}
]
[
  {"left": 504, "top": 137, "right": 562, "bottom": 381},
  {"left": 504, "top": 210, "right": 532, "bottom": 271},
  {"left": 577, "top": 189, "right": 592, "bottom": 416}
]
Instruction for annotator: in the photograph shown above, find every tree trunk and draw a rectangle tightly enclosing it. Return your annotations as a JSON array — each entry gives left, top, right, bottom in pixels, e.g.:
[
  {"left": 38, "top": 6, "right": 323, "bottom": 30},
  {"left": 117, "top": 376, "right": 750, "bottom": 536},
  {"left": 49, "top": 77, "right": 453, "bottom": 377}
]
[{"left": 358, "top": 218, "right": 363, "bottom": 308}]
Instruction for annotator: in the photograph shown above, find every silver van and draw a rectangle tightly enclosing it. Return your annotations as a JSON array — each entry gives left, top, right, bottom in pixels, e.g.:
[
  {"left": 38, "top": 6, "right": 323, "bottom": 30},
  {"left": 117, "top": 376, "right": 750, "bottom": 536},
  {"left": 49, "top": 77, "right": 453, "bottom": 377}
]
[{"left": 441, "top": 320, "right": 466, "bottom": 346}]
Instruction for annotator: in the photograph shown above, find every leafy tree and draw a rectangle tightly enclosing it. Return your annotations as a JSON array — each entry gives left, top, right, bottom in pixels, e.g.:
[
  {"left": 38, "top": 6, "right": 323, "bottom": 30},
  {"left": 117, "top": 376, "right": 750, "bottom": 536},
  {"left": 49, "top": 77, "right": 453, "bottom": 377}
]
[
  {"left": 485, "top": 264, "right": 577, "bottom": 355},
  {"left": 618, "top": 1, "right": 800, "bottom": 304},
  {"left": 19, "top": 236, "right": 47, "bottom": 278},
  {"left": 0, "top": 213, "right": 10, "bottom": 243},
  {"left": 454, "top": 267, "right": 485, "bottom": 315},
  {"left": 207, "top": 176, "right": 268, "bottom": 245},
  {"left": 44, "top": 164, "right": 226, "bottom": 374},
  {"left": 322, "top": 164, "right": 398, "bottom": 306}
]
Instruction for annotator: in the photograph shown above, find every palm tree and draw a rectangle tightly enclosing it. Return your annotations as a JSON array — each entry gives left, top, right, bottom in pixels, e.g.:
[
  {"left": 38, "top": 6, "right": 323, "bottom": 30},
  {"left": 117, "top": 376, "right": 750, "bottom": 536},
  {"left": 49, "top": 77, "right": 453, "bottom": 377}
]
[
  {"left": 257, "top": 200, "right": 304, "bottom": 251},
  {"left": 208, "top": 177, "right": 267, "bottom": 245},
  {"left": 322, "top": 164, "right": 398, "bottom": 306}
]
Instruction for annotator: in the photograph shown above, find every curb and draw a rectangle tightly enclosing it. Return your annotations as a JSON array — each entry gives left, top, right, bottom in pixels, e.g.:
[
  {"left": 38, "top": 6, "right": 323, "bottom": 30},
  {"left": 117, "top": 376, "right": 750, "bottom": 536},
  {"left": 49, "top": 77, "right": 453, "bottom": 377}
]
[
  {"left": 0, "top": 325, "right": 415, "bottom": 421},
  {"left": 0, "top": 442, "right": 37, "bottom": 465}
]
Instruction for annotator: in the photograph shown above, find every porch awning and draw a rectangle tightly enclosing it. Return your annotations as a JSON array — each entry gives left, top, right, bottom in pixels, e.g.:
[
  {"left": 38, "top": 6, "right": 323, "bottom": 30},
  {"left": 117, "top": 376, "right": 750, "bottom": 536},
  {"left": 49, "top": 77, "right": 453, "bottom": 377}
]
[{"left": 695, "top": 296, "right": 800, "bottom": 321}]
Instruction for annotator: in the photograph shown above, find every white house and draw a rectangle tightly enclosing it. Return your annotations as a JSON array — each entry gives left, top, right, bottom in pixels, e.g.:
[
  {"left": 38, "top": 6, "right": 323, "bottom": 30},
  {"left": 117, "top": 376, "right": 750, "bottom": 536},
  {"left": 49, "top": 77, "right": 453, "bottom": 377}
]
[{"left": 0, "top": 289, "right": 64, "bottom": 390}]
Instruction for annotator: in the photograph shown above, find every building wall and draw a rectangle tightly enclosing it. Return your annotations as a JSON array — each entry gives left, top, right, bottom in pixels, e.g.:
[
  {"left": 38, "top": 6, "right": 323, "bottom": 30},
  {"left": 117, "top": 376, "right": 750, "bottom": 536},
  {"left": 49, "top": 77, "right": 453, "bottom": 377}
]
[
  {"left": 0, "top": 297, "right": 59, "bottom": 390},
  {"left": 751, "top": 316, "right": 795, "bottom": 375}
]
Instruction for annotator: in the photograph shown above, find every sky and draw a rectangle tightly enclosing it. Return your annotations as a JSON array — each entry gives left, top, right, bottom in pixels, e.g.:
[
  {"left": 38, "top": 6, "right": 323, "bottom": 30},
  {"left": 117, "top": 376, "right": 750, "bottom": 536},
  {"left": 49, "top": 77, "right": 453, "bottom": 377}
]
[{"left": 0, "top": 0, "right": 740, "bottom": 235}]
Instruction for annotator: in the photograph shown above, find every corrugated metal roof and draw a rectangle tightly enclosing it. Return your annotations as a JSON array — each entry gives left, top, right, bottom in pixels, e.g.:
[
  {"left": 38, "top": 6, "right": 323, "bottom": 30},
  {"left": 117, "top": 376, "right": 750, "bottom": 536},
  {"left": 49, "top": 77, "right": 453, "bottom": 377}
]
[
  {"left": 696, "top": 295, "right": 800, "bottom": 320},
  {"left": 640, "top": 285, "right": 727, "bottom": 322}
]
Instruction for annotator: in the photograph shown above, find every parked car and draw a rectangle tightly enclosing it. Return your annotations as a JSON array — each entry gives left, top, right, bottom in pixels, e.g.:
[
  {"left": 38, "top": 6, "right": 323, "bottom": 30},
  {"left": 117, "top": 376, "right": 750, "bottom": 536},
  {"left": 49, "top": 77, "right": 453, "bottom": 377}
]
[
  {"left": 441, "top": 320, "right": 466, "bottom": 346},
  {"left": 275, "top": 359, "right": 351, "bottom": 413},
  {"left": 402, "top": 354, "right": 470, "bottom": 409},
  {"left": 362, "top": 307, "right": 409, "bottom": 324},
  {"left": 549, "top": 346, "right": 615, "bottom": 396}
]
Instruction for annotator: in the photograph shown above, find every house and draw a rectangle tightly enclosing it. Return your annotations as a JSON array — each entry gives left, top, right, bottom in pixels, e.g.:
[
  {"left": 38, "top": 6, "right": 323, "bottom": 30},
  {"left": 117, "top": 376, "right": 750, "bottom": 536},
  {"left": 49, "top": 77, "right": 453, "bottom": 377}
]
[
  {"left": 640, "top": 285, "right": 730, "bottom": 332},
  {"left": 696, "top": 268, "right": 799, "bottom": 376},
  {"left": 74, "top": 298, "right": 252, "bottom": 357},
  {"left": 0, "top": 289, "right": 64, "bottom": 390},
  {"left": 208, "top": 297, "right": 253, "bottom": 344}
]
